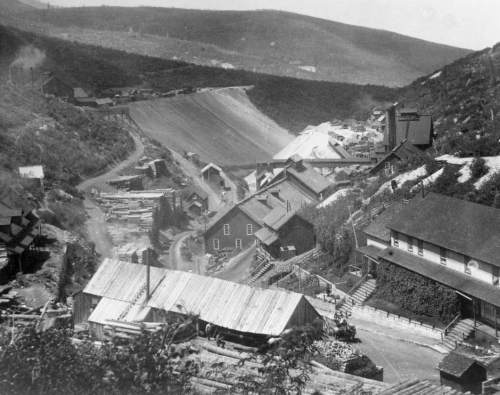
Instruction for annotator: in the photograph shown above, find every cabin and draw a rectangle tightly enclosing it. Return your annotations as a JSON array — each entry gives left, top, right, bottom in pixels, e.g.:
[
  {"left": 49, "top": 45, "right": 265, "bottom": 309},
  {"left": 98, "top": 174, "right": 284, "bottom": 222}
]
[
  {"left": 369, "top": 139, "right": 424, "bottom": 176},
  {"left": 358, "top": 193, "right": 500, "bottom": 330},
  {"left": 183, "top": 186, "right": 209, "bottom": 216},
  {"left": 204, "top": 176, "right": 316, "bottom": 255},
  {"left": 201, "top": 163, "right": 224, "bottom": 186},
  {"left": 75, "top": 259, "right": 322, "bottom": 343},
  {"left": 439, "top": 351, "right": 487, "bottom": 394},
  {"left": 383, "top": 105, "right": 434, "bottom": 152}
]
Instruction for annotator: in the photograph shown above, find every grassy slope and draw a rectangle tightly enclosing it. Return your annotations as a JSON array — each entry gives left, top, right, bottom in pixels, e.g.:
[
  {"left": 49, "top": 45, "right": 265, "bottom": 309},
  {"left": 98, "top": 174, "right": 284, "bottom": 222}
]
[
  {"left": 23, "top": 7, "right": 470, "bottom": 86},
  {"left": 1, "top": 25, "right": 397, "bottom": 133},
  {"left": 0, "top": 26, "right": 134, "bottom": 206}
]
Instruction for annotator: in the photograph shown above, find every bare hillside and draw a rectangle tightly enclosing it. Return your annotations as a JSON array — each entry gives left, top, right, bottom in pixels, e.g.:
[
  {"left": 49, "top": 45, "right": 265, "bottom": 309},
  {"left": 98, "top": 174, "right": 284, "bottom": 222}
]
[
  {"left": 22, "top": 7, "right": 470, "bottom": 87},
  {"left": 129, "top": 87, "right": 293, "bottom": 165}
]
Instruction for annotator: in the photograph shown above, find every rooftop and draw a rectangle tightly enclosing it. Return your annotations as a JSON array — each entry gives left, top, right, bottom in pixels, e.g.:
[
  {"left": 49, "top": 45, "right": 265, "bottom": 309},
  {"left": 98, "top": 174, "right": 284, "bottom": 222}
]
[
  {"left": 438, "top": 351, "right": 481, "bottom": 377},
  {"left": 363, "top": 202, "right": 407, "bottom": 243},
  {"left": 85, "top": 259, "right": 319, "bottom": 336},
  {"left": 388, "top": 193, "right": 500, "bottom": 266}
]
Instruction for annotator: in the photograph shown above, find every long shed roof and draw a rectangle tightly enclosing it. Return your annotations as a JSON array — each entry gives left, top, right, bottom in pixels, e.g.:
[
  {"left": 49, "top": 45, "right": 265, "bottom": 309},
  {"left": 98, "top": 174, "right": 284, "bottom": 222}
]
[
  {"left": 84, "top": 259, "right": 319, "bottom": 336},
  {"left": 388, "top": 193, "right": 500, "bottom": 266}
]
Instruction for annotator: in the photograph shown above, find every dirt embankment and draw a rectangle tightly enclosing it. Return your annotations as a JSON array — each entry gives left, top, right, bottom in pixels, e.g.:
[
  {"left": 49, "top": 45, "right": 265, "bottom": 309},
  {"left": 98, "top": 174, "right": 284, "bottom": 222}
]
[{"left": 129, "top": 87, "right": 294, "bottom": 166}]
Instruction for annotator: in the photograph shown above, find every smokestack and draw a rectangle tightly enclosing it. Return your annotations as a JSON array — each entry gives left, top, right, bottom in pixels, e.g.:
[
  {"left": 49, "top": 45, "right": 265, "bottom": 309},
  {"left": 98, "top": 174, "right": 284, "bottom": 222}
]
[{"left": 386, "top": 103, "right": 397, "bottom": 151}]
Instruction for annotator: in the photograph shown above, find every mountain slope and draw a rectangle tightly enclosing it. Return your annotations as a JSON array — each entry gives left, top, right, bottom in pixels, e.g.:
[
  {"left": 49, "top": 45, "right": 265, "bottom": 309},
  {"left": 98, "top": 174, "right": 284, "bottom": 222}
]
[
  {"left": 400, "top": 42, "right": 500, "bottom": 155},
  {"left": 23, "top": 7, "right": 471, "bottom": 86},
  {"left": 129, "top": 87, "right": 293, "bottom": 166}
]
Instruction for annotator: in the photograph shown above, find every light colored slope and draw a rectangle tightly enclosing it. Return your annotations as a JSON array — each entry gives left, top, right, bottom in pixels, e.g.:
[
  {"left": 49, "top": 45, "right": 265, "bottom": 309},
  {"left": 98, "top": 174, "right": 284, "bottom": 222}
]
[{"left": 129, "top": 87, "right": 293, "bottom": 166}]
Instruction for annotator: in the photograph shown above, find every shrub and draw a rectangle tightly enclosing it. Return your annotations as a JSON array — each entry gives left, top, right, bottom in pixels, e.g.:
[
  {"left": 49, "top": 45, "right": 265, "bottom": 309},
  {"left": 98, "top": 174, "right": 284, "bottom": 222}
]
[
  {"left": 470, "top": 157, "right": 488, "bottom": 179},
  {"left": 374, "top": 261, "right": 460, "bottom": 323}
]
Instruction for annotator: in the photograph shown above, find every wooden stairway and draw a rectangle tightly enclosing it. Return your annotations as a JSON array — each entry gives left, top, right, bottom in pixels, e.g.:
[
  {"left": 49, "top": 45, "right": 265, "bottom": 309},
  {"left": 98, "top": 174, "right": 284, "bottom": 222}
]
[
  {"left": 338, "top": 278, "right": 377, "bottom": 314},
  {"left": 441, "top": 318, "right": 476, "bottom": 352}
]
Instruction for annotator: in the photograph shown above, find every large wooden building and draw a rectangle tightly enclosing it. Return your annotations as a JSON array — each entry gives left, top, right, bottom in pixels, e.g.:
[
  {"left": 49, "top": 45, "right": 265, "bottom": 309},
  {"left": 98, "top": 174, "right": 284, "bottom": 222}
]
[
  {"left": 75, "top": 259, "right": 322, "bottom": 341},
  {"left": 358, "top": 193, "right": 500, "bottom": 330}
]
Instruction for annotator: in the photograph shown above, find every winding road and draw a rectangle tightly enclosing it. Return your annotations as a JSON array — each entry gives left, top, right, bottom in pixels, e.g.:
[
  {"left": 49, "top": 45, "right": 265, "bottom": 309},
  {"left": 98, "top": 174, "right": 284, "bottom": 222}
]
[{"left": 77, "top": 121, "right": 145, "bottom": 259}]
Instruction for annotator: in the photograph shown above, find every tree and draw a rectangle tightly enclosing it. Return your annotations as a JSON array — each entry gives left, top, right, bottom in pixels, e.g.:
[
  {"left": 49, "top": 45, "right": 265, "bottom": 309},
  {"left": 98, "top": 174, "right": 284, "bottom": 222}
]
[
  {"left": 0, "top": 322, "right": 200, "bottom": 395},
  {"left": 494, "top": 192, "right": 500, "bottom": 209},
  {"left": 470, "top": 156, "right": 488, "bottom": 179},
  {"left": 158, "top": 195, "right": 173, "bottom": 229}
]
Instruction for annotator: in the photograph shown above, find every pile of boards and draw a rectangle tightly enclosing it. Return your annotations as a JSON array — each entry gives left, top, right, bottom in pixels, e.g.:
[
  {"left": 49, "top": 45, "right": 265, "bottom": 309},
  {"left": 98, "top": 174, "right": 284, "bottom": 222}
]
[{"left": 96, "top": 190, "right": 176, "bottom": 230}]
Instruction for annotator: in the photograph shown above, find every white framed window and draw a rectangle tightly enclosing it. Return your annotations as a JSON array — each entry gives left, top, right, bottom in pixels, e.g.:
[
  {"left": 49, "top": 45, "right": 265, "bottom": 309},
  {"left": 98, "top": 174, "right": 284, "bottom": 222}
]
[
  {"left": 246, "top": 224, "right": 253, "bottom": 235},
  {"left": 417, "top": 240, "right": 424, "bottom": 256},
  {"left": 235, "top": 239, "right": 242, "bottom": 249},
  {"left": 393, "top": 231, "right": 399, "bottom": 247},
  {"left": 223, "top": 224, "right": 230, "bottom": 235},
  {"left": 407, "top": 236, "right": 413, "bottom": 253},
  {"left": 440, "top": 247, "right": 447, "bottom": 265},
  {"left": 213, "top": 239, "right": 220, "bottom": 250}
]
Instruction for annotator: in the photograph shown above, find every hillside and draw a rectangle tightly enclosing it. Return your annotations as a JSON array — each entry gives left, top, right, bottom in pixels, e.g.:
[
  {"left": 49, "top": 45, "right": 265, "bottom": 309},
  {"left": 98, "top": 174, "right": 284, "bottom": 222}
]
[
  {"left": 21, "top": 7, "right": 471, "bottom": 86},
  {"left": 399, "top": 42, "right": 500, "bottom": 156},
  {"left": 0, "top": 24, "right": 396, "bottom": 133},
  {"left": 0, "top": 25, "right": 135, "bottom": 207},
  {"left": 129, "top": 87, "right": 293, "bottom": 166}
]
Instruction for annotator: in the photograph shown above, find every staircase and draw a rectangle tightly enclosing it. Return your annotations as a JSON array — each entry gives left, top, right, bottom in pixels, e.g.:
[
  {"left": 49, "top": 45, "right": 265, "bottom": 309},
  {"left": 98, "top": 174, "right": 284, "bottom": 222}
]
[
  {"left": 338, "top": 278, "right": 377, "bottom": 314},
  {"left": 380, "top": 378, "right": 466, "bottom": 394},
  {"left": 441, "top": 318, "right": 476, "bottom": 352}
]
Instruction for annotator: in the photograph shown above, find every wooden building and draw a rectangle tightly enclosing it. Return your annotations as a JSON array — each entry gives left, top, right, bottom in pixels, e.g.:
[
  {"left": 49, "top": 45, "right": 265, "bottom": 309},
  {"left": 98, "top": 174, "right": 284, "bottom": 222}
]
[
  {"left": 183, "top": 186, "right": 209, "bottom": 216},
  {"left": 369, "top": 139, "right": 424, "bottom": 176},
  {"left": 254, "top": 207, "right": 315, "bottom": 258},
  {"left": 204, "top": 176, "right": 317, "bottom": 255},
  {"left": 439, "top": 351, "right": 487, "bottom": 394},
  {"left": 75, "top": 259, "right": 322, "bottom": 342},
  {"left": 41, "top": 75, "right": 73, "bottom": 98},
  {"left": 383, "top": 105, "right": 434, "bottom": 152},
  {"left": 358, "top": 193, "right": 500, "bottom": 330}
]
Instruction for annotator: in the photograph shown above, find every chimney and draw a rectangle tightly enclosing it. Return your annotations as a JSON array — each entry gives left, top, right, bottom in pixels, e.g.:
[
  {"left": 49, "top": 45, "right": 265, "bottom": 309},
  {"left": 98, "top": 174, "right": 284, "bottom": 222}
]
[{"left": 386, "top": 103, "right": 397, "bottom": 151}]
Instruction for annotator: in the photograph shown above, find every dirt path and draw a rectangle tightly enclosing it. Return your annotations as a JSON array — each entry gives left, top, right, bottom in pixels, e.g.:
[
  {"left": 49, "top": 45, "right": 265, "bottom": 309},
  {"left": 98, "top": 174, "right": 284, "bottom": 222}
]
[
  {"left": 77, "top": 129, "right": 144, "bottom": 192},
  {"left": 215, "top": 245, "right": 255, "bottom": 282},
  {"left": 168, "top": 230, "right": 194, "bottom": 271},
  {"left": 77, "top": 122, "right": 145, "bottom": 259}
]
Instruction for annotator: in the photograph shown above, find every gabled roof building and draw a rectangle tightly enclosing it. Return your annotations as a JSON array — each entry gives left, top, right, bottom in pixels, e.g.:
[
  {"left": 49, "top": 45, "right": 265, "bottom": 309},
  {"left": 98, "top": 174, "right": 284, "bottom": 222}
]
[
  {"left": 358, "top": 192, "right": 500, "bottom": 330},
  {"left": 75, "top": 259, "right": 322, "bottom": 340}
]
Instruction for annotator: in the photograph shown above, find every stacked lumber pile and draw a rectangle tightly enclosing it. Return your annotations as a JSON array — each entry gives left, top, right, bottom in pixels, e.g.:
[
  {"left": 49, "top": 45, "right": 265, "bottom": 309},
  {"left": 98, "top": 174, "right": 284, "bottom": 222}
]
[
  {"left": 102, "top": 320, "right": 165, "bottom": 341},
  {"left": 95, "top": 189, "right": 179, "bottom": 229},
  {"left": 313, "top": 339, "right": 357, "bottom": 371}
]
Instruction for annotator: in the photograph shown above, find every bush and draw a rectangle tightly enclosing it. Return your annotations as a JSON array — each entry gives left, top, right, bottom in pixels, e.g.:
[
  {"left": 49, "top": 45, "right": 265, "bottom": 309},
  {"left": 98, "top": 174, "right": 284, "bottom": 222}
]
[
  {"left": 470, "top": 157, "right": 488, "bottom": 179},
  {"left": 374, "top": 261, "right": 460, "bottom": 323}
]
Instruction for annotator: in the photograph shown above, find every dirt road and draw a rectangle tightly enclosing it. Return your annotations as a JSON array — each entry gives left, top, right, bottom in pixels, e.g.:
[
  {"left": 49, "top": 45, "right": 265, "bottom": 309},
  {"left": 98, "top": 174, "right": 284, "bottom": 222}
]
[
  {"left": 77, "top": 123, "right": 145, "bottom": 258},
  {"left": 77, "top": 129, "right": 144, "bottom": 192},
  {"left": 168, "top": 231, "right": 194, "bottom": 271},
  {"left": 215, "top": 245, "right": 255, "bottom": 282}
]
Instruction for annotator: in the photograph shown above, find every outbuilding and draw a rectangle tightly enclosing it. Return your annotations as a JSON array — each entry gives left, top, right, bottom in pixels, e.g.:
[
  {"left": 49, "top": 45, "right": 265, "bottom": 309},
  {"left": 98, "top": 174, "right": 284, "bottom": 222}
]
[{"left": 439, "top": 351, "right": 487, "bottom": 394}]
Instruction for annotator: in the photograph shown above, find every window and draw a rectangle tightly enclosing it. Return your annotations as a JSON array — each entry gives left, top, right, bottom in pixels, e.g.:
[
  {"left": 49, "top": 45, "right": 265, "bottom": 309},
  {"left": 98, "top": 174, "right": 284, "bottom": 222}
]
[
  {"left": 235, "top": 239, "right": 242, "bottom": 249},
  {"left": 417, "top": 240, "right": 424, "bottom": 256},
  {"left": 464, "top": 256, "right": 471, "bottom": 275},
  {"left": 213, "top": 239, "right": 219, "bottom": 250},
  {"left": 223, "top": 224, "right": 230, "bottom": 235},
  {"left": 393, "top": 231, "right": 399, "bottom": 247},
  {"left": 440, "top": 247, "right": 447, "bottom": 265},
  {"left": 493, "top": 267, "right": 499, "bottom": 286},
  {"left": 246, "top": 224, "right": 253, "bottom": 235},
  {"left": 407, "top": 236, "right": 413, "bottom": 253}
]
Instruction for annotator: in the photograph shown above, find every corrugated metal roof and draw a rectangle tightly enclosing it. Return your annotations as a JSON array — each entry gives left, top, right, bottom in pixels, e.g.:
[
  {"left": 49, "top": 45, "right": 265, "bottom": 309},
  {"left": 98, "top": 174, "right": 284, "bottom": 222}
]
[
  {"left": 84, "top": 259, "right": 317, "bottom": 336},
  {"left": 88, "top": 297, "right": 151, "bottom": 325},
  {"left": 84, "top": 259, "right": 165, "bottom": 303},
  {"left": 148, "top": 270, "right": 305, "bottom": 336}
]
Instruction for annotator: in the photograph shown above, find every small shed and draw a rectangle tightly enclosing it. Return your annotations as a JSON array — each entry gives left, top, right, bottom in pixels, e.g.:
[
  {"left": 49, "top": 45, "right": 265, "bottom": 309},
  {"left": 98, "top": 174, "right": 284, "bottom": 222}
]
[
  {"left": 184, "top": 186, "right": 209, "bottom": 214},
  {"left": 42, "top": 76, "right": 73, "bottom": 98},
  {"left": 439, "top": 351, "right": 487, "bottom": 394},
  {"left": 201, "top": 163, "right": 223, "bottom": 185}
]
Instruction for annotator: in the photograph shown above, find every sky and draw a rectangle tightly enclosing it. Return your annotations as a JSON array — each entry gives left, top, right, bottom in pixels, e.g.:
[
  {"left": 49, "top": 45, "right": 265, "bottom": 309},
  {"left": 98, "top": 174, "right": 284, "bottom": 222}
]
[{"left": 45, "top": 0, "right": 500, "bottom": 50}]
